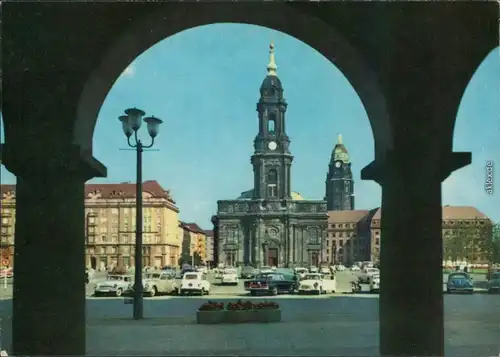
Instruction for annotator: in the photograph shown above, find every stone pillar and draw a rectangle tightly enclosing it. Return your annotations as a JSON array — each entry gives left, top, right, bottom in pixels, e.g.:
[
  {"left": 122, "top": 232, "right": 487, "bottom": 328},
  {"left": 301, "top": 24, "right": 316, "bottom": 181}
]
[
  {"left": 2, "top": 146, "right": 106, "bottom": 355},
  {"left": 362, "top": 150, "right": 470, "bottom": 356}
]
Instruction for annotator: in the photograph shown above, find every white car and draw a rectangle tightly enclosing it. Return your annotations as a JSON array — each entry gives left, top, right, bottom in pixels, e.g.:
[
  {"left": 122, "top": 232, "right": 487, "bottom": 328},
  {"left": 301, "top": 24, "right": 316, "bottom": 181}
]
[
  {"left": 180, "top": 272, "right": 210, "bottom": 295},
  {"left": 309, "top": 266, "right": 319, "bottom": 273},
  {"left": 350, "top": 265, "right": 361, "bottom": 272},
  {"left": 197, "top": 266, "right": 208, "bottom": 274},
  {"left": 369, "top": 273, "right": 380, "bottom": 293},
  {"left": 360, "top": 268, "right": 380, "bottom": 283},
  {"left": 320, "top": 266, "right": 330, "bottom": 275},
  {"left": 336, "top": 265, "right": 346, "bottom": 272},
  {"left": 94, "top": 275, "right": 133, "bottom": 297},
  {"left": 298, "top": 273, "right": 336, "bottom": 294},
  {"left": 221, "top": 268, "right": 239, "bottom": 285},
  {"left": 141, "top": 271, "right": 178, "bottom": 297},
  {"left": 294, "top": 267, "right": 309, "bottom": 279}
]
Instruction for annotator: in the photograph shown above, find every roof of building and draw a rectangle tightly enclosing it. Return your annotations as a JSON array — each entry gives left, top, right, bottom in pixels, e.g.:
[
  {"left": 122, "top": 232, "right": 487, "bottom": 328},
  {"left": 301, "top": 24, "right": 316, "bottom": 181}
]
[
  {"left": 330, "top": 134, "right": 350, "bottom": 164},
  {"left": 1, "top": 181, "right": 176, "bottom": 203},
  {"left": 372, "top": 206, "right": 489, "bottom": 220},
  {"left": 237, "top": 189, "right": 305, "bottom": 201},
  {"left": 203, "top": 230, "right": 214, "bottom": 237},
  {"left": 328, "top": 210, "right": 370, "bottom": 223},
  {"left": 180, "top": 222, "right": 205, "bottom": 234}
]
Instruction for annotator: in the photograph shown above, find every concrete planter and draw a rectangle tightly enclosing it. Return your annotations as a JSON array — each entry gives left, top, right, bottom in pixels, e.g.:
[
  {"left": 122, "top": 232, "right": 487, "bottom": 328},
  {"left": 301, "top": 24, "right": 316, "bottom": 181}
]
[
  {"left": 196, "top": 309, "right": 281, "bottom": 324},
  {"left": 196, "top": 310, "right": 226, "bottom": 324}
]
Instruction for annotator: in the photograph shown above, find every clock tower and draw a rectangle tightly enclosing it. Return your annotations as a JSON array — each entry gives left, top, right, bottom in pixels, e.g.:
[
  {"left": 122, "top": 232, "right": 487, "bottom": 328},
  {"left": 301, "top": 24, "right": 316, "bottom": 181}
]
[
  {"left": 251, "top": 43, "right": 293, "bottom": 200},
  {"left": 324, "top": 134, "right": 355, "bottom": 210}
]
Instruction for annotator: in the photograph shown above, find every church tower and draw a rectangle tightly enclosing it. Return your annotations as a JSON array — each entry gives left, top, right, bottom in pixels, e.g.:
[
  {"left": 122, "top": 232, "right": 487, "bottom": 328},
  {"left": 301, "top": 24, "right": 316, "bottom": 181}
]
[
  {"left": 251, "top": 43, "right": 293, "bottom": 200},
  {"left": 324, "top": 134, "right": 355, "bottom": 210}
]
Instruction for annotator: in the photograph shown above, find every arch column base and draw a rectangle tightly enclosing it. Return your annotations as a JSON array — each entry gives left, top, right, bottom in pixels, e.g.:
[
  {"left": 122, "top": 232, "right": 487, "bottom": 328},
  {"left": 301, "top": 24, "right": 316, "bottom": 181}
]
[
  {"left": 362, "top": 150, "right": 471, "bottom": 356},
  {"left": 3, "top": 146, "right": 106, "bottom": 355}
]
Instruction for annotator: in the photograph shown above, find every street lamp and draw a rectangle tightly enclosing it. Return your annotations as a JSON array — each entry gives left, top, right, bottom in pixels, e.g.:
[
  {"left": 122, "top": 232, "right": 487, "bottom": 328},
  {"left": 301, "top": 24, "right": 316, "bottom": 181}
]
[{"left": 119, "top": 107, "right": 163, "bottom": 320}]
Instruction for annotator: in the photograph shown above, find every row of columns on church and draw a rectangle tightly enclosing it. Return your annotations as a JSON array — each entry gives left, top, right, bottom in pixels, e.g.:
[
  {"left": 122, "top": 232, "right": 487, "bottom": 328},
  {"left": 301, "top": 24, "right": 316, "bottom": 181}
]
[{"left": 218, "top": 222, "right": 326, "bottom": 267}]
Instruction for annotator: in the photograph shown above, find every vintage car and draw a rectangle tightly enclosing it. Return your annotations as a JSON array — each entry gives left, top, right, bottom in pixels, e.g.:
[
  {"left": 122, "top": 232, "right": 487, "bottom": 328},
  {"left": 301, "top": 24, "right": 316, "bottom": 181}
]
[
  {"left": 179, "top": 271, "right": 210, "bottom": 296},
  {"left": 94, "top": 274, "right": 133, "bottom": 297},
  {"left": 259, "top": 266, "right": 273, "bottom": 274},
  {"left": 298, "top": 273, "right": 336, "bottom": 294},
  {"left": 293, "top": 267, "right": 309, "bottom": 280},
  {"left": 350, "top": 265, "right": 360, "bottom": 272},
  {"left": 487, "top": 272, "right": 500, "bottom": 293},
  {"left": 246, "top": 272, "right": 298, "bottom": 296},
  {"left": 320, "top": 266, "right": 331, "bottom": 275},
  {"left": 368, "top": 273, "right": 380, "bottom": 293},
  {"left": 446, "top": 272, "right": 474, "bottom": 294},
  {"left": 359, "top": 267, "right": 380, "bottom": 283},
  {"left": 221, "top": 268, "right": 239, "bottom": 285},
  {"left": 309, "top": 266, "right": 319, "bottom": 273},
  {"left": 141, "top": 271, "right": 178, "bottom": 297},
  {"left": 241, "top": 265, "right": 258, "bottom": 279}
]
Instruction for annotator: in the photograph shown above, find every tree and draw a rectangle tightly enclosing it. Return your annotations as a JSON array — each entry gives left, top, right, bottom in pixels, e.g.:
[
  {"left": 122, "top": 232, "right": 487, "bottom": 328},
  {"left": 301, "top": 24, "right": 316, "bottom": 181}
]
[{"left": 492, "top": 222, "right": 500, "bottom": 263}]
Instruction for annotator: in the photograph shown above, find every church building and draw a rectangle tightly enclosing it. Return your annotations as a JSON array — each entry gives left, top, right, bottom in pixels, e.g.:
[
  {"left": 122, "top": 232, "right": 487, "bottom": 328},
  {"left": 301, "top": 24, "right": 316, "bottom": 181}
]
[
  {"left": 214, "top": 44, "right": 328, "bottom": 268},
  {"left": 324, "top": 134, "right": 355, "bottom": 210}
]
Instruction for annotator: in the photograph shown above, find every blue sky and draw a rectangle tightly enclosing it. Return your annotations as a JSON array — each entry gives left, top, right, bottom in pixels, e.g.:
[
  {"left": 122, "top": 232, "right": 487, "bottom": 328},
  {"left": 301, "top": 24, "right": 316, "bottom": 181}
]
[{"left": 1, "top": 24, "right": 499, "bottom": 228}]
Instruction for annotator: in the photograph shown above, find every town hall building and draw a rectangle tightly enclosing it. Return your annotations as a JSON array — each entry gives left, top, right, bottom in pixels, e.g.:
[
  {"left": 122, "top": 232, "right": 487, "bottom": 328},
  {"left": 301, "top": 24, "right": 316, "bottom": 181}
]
[
  {"left": 214, "top": 44, "right": 328, "bottom": 268},
  {"left": 324, "top": 134, "right": 355, "bottom": 210}
]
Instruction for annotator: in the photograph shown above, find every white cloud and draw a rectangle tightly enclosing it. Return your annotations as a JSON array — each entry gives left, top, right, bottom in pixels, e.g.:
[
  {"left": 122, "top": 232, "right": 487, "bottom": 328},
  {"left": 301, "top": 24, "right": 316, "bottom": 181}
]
[{"left": 121, "top": 65, "right": 136, "bottom": 78}]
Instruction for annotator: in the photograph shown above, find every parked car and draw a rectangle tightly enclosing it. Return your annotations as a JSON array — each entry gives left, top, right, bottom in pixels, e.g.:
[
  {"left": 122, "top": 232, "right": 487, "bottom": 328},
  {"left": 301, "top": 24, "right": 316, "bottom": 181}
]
[
  {"left": 350, "top": 265, "right": 360, "bottom": 272},
  {"left": 141, "top": 271, "right": 178, "bottom": 297},
  {"left": 368, "top": 273, "right": 380, "bottom": 293},
  {"left": 246, "top": 272, "right": 298, "bottom": 296},
  {"left": 446, "top": 272, "right": 474, "bottom": 294},
  {"left": 359, "top": 267, "right": 379, "bottom": 283},
  {"left": 241, "top": 266, "right": 258, "bottom": 279},
  {"left": 336, "top": 265, "right": 346, "bottom": 272},
  {"left": 309, "top": 266, "right": 319, "bottom": 273},
  {"left": 221, "top": 268, "right": 239, "bottom": 285},
  {"left": 293, "top": 267, "right": 309, "bottom": 280},
  {"left": 298, "top": 273, "right": 336, "bottom": 294},
  {"left": 259, "top": 266, "right": 273, "bottom": 274},
  {"left": 319, "top": 266, "right": 331, "bottom": 275},
  {"left": 487, "top": 272, "right": 500, "bottom": 294},
  {"left": 179, "top": 271, "right": 210, "bottom": 296},
  {"left": 94, "top": 275, "right": 133, "bottom": 297}
]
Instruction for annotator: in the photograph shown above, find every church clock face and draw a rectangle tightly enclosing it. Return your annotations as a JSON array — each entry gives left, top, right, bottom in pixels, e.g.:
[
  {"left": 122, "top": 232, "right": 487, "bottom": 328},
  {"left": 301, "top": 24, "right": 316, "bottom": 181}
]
[
  {"left": 335, "top": 161, "right": 341, "bottom": 168},
  {"left": 268, "top": 141, "right": 278, "bottom": 151}
]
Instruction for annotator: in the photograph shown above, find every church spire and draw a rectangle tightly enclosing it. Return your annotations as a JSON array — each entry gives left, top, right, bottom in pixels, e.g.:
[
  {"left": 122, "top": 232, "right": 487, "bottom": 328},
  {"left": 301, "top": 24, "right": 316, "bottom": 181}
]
[
  {"left": 267, "top": 43, "right": 277, "bottom": 76},
  {"left": 338, "top": 133, "right": 343, "bottom": 144}
]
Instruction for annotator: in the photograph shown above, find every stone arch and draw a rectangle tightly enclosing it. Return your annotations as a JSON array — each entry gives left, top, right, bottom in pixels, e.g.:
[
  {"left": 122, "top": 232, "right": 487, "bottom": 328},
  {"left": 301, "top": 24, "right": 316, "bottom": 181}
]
[{"left": 74, "top": 4, "right": 392, "bottom": 161}]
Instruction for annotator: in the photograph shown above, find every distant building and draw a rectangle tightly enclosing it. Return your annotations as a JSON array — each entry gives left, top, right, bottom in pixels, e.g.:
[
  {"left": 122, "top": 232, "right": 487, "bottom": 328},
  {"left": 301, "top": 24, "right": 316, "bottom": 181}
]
[
  {"left": 326, "top": 206, "right": 493, "bottom": 266},
  {"left": 179, "top": 222, "right": 207, "bottom": 264},
  {"left": 213, "top": 44, "right": 328, "bottom": 268},
  {"left": 203, "top": 230, "right": 215, "bottom": 265},
  {"left": 324, "top": 134, "right": 355, "bottom": 211},
  {"left": 1, "top": 181, "right": 182, "bottom": 270}
]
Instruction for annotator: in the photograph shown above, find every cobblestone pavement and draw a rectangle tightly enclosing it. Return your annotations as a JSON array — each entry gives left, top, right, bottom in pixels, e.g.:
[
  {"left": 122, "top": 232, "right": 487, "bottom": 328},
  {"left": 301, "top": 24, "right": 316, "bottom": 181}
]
[{"left": 1, "top": 294, "right": 499, "bottom": 356}]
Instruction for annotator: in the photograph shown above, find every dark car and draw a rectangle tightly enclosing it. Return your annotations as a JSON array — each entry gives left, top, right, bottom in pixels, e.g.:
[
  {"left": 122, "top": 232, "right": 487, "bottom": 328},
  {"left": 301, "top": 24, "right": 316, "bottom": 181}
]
[
  {"left": 446, "top": 272, "right": 474, "bottom": 294},
  {"left": 245, "top": 272, "right": 298, "bottom": 296},
  {"left": 488, "top": 272, "right": 500, "bottom": 294},
  {"left": 241, "top": 266, "right": 257, "bottom": 279}
]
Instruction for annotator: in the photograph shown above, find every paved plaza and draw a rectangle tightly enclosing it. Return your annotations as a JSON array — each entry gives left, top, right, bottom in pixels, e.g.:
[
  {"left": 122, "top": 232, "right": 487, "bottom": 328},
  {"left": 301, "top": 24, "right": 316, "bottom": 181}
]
[{"left": 0, "top": 271, "right": 498, "bottom": 356}]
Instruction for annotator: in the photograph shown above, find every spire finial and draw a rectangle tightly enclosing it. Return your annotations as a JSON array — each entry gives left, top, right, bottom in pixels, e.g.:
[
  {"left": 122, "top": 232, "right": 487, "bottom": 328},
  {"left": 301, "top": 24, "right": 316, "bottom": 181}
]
[
  {"left": 338, "top": 133, "right": 343, "bottom": 144},
  {"left": 267, "top": 42, "right": 277, "bottom": 76}
]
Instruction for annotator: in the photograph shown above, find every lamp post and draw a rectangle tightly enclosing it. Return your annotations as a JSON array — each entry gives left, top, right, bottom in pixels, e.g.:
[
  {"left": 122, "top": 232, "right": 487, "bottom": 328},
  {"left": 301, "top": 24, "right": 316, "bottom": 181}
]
[{"left": 119, "top": 107, "right": 163, "bottom": 320}]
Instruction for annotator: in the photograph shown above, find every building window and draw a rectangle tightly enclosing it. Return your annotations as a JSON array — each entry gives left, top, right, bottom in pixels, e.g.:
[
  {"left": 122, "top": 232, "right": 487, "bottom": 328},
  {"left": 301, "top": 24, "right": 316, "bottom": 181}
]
[
  {"left": 267, "top": 113, "right": 276, "bottom": 134},
  {"left": 124, "top": 208, "right": 129, "bottom": 214},
  {"left": 339, "top": 240, "right": 344, "bottom": 246},
  {"left": 122, "top": 235, "right": 129, "bottom": 244},
  {"left": 375, "top": 238, "right": 380, "bottom": 245},
  {"left": 267, "top": 169, "right": 278, "bottom": 198},
  {"left": 101, "top": 235, "right": 107, "bottom": 243},
  {"left": 111, "top": 208, "right": 118, "bottom": 215}
]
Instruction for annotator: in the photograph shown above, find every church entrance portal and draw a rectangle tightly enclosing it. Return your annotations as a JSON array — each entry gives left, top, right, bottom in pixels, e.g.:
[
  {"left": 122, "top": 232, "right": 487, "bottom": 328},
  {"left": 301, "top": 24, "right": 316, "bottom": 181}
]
[
  {"left": 268, "top": 248, "right": 278, "bottom": 267},
  {"left": 311, "top": 252, "right": 319, "bottom": 267}
]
